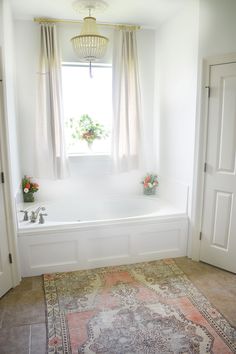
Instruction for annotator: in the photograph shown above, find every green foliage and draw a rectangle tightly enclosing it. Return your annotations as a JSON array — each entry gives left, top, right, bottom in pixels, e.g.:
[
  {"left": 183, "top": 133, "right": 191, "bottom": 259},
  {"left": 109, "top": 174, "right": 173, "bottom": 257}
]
[
  {"left": 67, "top": 114, "right": 109, "bottom": 146},
  {"left": 22, "top": 175, "right": 39, "bottom": 194}
]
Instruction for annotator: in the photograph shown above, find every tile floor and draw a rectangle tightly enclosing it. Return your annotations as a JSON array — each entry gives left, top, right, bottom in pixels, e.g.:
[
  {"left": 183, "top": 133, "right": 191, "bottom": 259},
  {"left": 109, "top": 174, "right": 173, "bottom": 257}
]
[{"left": 0, "top": 257, "right": 235, "bottom": 354}]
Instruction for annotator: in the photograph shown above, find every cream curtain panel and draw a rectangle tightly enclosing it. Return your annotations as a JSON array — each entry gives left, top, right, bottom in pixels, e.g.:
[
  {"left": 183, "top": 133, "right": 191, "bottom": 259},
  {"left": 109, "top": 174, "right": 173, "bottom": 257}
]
[
  {"left": 35, "top": 23, "right": 69, "bottom": 179},
  {"left": 112, "top": 29, "right": 142, "bottom": 172}
]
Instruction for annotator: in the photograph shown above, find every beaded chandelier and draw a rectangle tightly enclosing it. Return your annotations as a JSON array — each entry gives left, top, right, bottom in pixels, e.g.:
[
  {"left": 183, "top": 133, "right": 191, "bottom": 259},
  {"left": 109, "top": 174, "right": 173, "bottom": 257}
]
[{"left": 71, "top": 0, "right": 109, "bottom": 75}]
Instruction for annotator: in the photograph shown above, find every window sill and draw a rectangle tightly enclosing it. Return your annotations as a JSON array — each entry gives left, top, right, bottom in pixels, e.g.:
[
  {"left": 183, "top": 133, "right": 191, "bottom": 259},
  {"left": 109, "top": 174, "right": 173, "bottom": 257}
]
[
  {"left": 68, "top": 152, "right": 113, "bottom": 175},
  {"left": 68, "top": 152, "right": 111, "bottom": 158}
]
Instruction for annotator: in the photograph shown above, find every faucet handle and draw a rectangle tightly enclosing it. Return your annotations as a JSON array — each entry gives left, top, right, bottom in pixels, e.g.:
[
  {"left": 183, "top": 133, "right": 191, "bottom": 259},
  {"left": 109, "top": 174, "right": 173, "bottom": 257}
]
[
  {"left": 20, "top": 210, "right": 29, "bottom": 221},
  {"left": 39, "top": 213, "right": 48, "bottom": 224}
]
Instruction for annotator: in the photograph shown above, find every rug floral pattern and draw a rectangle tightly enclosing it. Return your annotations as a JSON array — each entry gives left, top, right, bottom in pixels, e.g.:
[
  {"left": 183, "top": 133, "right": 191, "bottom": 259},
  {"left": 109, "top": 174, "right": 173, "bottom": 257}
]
[{"left": 44, "top": 259, "right": 236, "bottom": 354}]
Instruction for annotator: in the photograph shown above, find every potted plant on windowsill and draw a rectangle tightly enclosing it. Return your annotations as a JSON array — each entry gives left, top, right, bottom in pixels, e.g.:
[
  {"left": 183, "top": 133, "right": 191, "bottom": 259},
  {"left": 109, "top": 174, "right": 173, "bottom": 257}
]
[
  {"left": 22, "top": 176, "right": 39, "bottom": 202},
  {"left": 67, "top": 114, "right": 109, "bottom": 149}
]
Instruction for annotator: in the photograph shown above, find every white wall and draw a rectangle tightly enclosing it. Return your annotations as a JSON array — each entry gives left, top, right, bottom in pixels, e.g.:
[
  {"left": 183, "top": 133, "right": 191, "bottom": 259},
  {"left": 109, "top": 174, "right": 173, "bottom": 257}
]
[
  {"left": 0, "top": 0, "right": 21, "bottom": 194},
  {"left": 198, "top": 0, "right": 236, "bottom": 57},
  {"left": 15, "top": 20, "right": 156, "bottom": 201},
  {"left": 14, "top": 21, "right": 39, "bottom": 180},
  {"left": 154, "top": 0, "right": 199, "bottom": 212}
]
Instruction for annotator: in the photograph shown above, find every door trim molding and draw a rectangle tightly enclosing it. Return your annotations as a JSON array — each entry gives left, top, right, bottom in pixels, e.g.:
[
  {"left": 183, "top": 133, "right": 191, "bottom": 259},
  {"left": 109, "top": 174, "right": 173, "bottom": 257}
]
[
  {"left": 0, "top": 47, "right": 21, "bottom": 288},
  {"left": 190, "top": 53, "right": 236, "bottom": 260}
]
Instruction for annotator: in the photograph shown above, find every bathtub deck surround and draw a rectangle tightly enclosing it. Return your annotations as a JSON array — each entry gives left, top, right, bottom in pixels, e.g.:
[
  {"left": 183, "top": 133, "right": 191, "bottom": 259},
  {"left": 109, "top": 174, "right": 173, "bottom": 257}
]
[{"left": 17, "top": 196, "right": 188, "bottom": 276}]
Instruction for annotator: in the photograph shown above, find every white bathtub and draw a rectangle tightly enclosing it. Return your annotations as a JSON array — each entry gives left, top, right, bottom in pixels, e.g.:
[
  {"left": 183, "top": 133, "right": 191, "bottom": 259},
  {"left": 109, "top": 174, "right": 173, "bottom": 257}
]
[{"left": 17, "top": 196, "right": 188, "bottom": 276}]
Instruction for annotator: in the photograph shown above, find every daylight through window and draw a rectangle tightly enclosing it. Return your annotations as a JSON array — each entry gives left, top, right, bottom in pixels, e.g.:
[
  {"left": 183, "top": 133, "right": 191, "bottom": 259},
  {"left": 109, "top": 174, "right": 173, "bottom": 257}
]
[{"left": 62, "top": 64, "right": 112, "bottom": 155}]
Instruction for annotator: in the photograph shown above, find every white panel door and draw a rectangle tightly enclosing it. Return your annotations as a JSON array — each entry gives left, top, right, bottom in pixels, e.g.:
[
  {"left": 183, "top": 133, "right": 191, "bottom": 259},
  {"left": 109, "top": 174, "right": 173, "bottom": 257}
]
[
  {"left": 200, "top": 62, "right": 236, "bottom": 273},
  {"left": 0, "top": 82, "right": 12, "bottom": 297}
]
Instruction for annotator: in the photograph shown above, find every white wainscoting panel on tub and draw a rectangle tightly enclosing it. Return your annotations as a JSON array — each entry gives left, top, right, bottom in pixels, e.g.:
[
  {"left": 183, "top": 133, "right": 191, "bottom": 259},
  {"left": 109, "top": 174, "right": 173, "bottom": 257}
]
[{"left": 18, "top": 217, "right": 188, "bottom": 276}]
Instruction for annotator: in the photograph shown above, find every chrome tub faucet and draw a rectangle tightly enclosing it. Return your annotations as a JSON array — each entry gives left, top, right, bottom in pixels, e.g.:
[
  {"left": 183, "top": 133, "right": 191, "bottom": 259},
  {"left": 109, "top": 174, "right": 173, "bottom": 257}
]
[
  {"left": 30, "top": 206, "right": 46, "bottom": 223},
  {"left": 39, "top": 212, "right": 47, "bottom": 224},
  {"left": 20, "top": 209, "right": 29, "bottom": 221}
]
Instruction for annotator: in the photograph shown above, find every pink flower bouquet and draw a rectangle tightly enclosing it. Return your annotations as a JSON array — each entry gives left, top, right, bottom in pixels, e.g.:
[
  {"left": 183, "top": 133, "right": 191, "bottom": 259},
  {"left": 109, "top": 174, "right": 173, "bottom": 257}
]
[
  {"left": 141, "top": 173, "right": 158, "bottom": 195},
  {"left": 22, "top": 175, "right": 39, "bottom": 202}
]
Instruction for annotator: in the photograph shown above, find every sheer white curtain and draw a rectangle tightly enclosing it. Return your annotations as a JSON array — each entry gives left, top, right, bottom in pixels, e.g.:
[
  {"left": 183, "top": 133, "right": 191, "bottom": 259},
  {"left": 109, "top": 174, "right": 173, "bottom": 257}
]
[
  {"left": 112, "top": 29, "right": 142, "bottom": 172},
  {"left": 35, "top": 23, "right": 69, "bottom": 179}
]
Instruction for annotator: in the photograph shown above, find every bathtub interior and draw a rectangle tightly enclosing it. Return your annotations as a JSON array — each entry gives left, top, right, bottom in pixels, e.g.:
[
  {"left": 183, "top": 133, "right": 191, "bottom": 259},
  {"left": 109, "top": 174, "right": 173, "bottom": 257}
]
[{"left": 17, "top": 195, "right": 186, "bottom": 227}]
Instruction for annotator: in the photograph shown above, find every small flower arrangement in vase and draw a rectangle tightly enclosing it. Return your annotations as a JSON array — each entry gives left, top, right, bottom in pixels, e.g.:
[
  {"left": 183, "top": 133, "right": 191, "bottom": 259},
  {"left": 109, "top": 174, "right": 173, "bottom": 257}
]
[
  {"left": 141, "top": 173, "right": 158, "bottom": 195},
  {"left": 22, "top": 176, "right": 39, "bottom": 202},
  {"left": 67, "top": 114, "right": 109, "bottom": 149}
]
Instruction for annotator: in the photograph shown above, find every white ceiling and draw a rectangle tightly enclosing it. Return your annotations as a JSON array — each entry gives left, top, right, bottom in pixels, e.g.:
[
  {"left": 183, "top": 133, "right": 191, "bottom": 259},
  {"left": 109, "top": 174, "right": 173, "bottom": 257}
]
[{"left": 9, "top": 0, "right": 190, "bottom": 29}]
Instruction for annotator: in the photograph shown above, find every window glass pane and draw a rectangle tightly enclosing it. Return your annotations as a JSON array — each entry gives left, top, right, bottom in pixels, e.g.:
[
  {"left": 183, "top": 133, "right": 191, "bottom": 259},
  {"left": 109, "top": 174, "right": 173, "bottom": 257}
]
[{"left": 62, "top": 65, "right": 112, "bottom": 155}]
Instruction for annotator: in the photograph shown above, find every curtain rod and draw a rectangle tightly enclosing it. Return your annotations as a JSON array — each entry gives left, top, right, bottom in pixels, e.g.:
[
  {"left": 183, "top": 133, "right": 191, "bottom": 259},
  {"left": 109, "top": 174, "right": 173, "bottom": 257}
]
[{"left": 34, "top": 17, "right": 141, "bottom": 31}]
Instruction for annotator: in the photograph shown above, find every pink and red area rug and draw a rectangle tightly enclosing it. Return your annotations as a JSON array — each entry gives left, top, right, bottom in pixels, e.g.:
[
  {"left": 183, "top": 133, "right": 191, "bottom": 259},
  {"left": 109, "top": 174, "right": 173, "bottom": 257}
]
[{"left": 44, "top": 259, "right": 236, "bottom": 354}]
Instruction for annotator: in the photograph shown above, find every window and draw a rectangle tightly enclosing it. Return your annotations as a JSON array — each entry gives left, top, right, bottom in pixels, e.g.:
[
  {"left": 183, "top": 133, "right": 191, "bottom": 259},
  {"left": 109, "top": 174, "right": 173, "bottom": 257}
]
[{"left": 62, "top": 64, "right": 112, "bottom": 156}]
